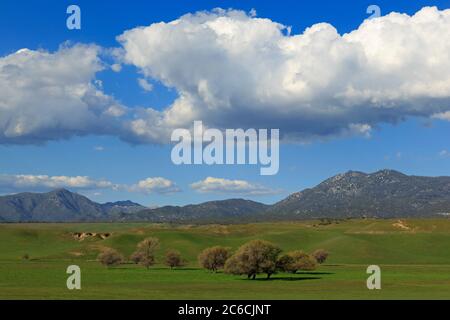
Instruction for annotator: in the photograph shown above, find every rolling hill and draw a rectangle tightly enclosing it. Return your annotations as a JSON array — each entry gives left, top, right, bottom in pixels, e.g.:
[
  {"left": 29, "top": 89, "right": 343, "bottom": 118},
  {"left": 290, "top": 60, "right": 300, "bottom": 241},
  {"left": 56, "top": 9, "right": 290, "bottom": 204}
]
[{"left": 133, "top": 199, "right": 269, "bottom": 223}]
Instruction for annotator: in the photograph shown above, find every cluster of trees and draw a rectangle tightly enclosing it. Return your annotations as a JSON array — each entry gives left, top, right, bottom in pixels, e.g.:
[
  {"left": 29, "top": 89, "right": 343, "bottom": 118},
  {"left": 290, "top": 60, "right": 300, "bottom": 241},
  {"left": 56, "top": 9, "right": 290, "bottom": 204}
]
[
  {"left": 198, "top": 240, "right": 328, "bottom": 279},
  {"left": 98, "top": 237, "right": 186, "bottom": 269},
  {"left": 98, "top": 238, "right": 329, "bottom": 280}
]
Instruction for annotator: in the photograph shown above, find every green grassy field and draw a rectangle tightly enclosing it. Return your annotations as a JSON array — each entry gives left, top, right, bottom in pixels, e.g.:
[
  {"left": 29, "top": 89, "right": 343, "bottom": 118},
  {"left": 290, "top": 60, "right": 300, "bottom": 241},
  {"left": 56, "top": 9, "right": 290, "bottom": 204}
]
[{"left": 0, "top": 219, "right": 449, "bottom": 299}]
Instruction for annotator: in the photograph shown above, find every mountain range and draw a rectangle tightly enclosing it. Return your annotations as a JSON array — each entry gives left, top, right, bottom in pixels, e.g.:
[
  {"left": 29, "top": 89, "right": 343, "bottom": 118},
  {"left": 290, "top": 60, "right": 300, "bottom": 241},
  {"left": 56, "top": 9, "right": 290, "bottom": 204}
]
[
  {"left": 1, "top": 169, "right": 450, "bottom": 223},
  {"left": 0, "top": 189, "right": 144, "bottom": 222}
]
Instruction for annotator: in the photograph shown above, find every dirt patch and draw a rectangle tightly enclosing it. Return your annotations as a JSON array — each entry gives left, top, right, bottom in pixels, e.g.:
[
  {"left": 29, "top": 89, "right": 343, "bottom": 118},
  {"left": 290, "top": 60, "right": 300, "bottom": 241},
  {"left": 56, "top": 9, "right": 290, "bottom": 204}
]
[
  {"left": 208, "top": 225, "right": 231, "bottom": 235},
  {"left": 132, "top": 229, "right": 145, "bottom": 235},
  {"left": 69, "top": 251, "right": 84, "bottom": 257},
  {"left": 392, "top": 220, "right": 411, "bottom": 230},
  {"left": 72, "top": 232, "right": 111, "bottom": 241},
  {"left": 346, "top": 231, "right": 389, "bottom": 235}
]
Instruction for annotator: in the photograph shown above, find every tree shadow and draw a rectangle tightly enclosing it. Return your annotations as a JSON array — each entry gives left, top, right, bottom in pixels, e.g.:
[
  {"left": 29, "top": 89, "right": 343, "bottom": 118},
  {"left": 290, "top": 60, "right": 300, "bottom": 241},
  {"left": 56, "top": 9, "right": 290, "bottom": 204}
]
[
  {"left": 134, "top": 267, "right": 200, "bottom": 271},
  {"left": 251, "top": 276, "right": 322, "bottom": 281},
  {"left": 296, "top": 271, "right": 334, "bottom": 275}
]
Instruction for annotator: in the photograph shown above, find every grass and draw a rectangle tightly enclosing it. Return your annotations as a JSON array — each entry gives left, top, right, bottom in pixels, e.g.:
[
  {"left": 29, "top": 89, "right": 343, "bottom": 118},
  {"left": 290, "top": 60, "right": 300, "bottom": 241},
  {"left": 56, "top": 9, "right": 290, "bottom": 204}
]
[{"left": 0, "top": 218, "right": 449, "bottom": 299}]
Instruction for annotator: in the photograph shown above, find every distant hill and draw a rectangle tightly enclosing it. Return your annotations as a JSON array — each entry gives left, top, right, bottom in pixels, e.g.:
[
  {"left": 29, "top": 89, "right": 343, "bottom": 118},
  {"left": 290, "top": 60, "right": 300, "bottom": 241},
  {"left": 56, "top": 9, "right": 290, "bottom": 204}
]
[
  {"left": 1, "top": 169, "right": 450, "bottom": 222},
  {"left": 134, "top": 199, "right": 269, "bottom": 223},
  {"left": 0, "top": 189, "right": 266, "bottom": 222},
  {"left": 267, "top": 169, "right": 450, "bottom": 219},
  {"left": 0, "top": 189, "right": 145, "bottom": 222},
  {"left": 101, "top": 200, "right": 145, "bottom": 215}
]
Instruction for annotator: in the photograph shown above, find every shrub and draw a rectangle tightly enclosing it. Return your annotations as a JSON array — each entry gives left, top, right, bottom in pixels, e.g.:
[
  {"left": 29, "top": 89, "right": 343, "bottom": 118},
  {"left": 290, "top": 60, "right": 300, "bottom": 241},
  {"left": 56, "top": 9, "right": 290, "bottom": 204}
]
[
  {"left": 98, "top": 248, "right": 123, "bottom": 267},
  {"left": 130, "top": 251, "right": 144, "bottom": 264},
  {"left": 198, "top": 246, "right": 230, "bottom": 272},
  {"left": 276, "top": 254, "right": 295, "bottom": 272},
  {"left": 312, "top": 249, "right": 329, "bottom": 264},
  {"left": 294, "top": 254, "right": 317, "bottom": 271},
  {"left": 139, "top": 254, "right": 156, "bottom": 269},
  {"left": 165, "top": 250, "right": 185, "bottom": 269},
  {"left": 277, "top": 250, "right": 317, "bottom": 273}
]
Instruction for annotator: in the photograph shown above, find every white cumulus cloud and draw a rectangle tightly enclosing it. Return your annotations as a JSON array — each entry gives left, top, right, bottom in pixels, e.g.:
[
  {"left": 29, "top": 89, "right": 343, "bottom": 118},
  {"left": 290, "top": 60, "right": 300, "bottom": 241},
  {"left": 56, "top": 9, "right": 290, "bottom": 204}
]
[
  {"left": 1, "top": 7, "right": 449, "bottom": 145},
  {"left": 111, "top": 63, "right": 122, "bottom": 72},
  {"left": 0, "top": 173, "right": 180, "bottom": 195},
  {"left": 0, "top": 174, "right": 117, "bottom": 192},
  {"left": 118, "top": 6, "right": 450, "bottom": 143},
  {"left": 0, "top": 44, "right": 130, "bottom": 144},
  {"left": 137, "top": 78, "right": 154, "bottom": 92},
  {"left": 129, "top": 177, "right": 180, "bottom": 194},
  {"left": 190, "top": 176, "right": 280, "bottom": 195}
]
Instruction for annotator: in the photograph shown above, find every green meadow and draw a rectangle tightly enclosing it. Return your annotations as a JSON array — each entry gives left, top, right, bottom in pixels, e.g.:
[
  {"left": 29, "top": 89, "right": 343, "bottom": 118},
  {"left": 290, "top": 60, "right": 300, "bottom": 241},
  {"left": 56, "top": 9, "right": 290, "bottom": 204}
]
[{"left": 0, "top": 219, "right": 450, "bottom": 299}]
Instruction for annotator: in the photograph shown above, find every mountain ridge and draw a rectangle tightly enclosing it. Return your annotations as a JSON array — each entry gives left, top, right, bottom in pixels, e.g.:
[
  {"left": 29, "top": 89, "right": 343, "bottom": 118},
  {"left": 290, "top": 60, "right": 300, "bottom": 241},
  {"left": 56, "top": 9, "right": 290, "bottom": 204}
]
[
  {"left": 267, "top": 169, "right": 450, "bottom": 219},
  {"left": 1, "top": 169, "right": 450, "bottom": 222},
  {"left": 0, "top": 189, "right": 145, "bottom": 222}
]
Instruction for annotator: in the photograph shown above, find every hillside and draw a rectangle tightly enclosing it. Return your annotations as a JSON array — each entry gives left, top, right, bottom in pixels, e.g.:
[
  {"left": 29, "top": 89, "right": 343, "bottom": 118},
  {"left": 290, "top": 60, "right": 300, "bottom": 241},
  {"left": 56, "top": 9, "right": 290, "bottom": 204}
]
[
  {"left": 1, "top": 219, "right": 450, "bottom": 299},
  {"left": 134, "top": 199, "right": 269, "bottom": 223},
  {"left": 267, "top": 169, "right": 450, "bottom": 219},
  {"left": 0, "top": 189, "right": 144, "bottom": 222}
]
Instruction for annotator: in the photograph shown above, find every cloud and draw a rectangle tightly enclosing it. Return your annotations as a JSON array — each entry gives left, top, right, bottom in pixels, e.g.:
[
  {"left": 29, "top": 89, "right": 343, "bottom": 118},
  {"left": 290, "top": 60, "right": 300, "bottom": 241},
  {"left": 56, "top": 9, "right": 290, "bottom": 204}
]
[
  {"left": 1, "top": 7, "right": 449, "bottom": 146},
  {"left": 0, "top": 44, "right": 129, "bottom": 144},
  {"left": 0, "top": 173, "right": 179, "bottom": 195},
  {"left": 128, "top": 177, "right": 180, "bottom": 194},
  {"left": 137, "top": 78, "right": 154, "bottom": 92},
  {"left": 0, "top": 174, "right": 117, "bottom": 192},
  {"left": 190, "top": 176, "right": 280, "bottom": 195},
  {"left": 439, "top": 150, "right": 450, "bottom": 157},
  {"left": 432, "top": 111, "right": 450, "bottom": 121},
  {"left": 118, "top": 6, "right": 450, "bottom": 143},
  {"left": 111, "top": 63, "right": 122, "bottom": 72}
]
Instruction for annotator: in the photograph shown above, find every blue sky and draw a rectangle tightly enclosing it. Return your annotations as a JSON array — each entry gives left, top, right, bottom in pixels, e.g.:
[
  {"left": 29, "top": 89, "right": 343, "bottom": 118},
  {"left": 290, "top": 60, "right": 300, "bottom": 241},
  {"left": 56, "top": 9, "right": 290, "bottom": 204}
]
[{"left": 0, "top": 0, "right": 449, "bottom": 206}]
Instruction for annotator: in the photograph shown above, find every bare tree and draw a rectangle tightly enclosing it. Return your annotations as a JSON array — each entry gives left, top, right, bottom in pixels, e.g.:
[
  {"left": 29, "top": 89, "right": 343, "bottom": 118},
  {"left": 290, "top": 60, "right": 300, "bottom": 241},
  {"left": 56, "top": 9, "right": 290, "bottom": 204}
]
[
  {"left": 224, "top": 240, "right": 281, "bottom": 279},
  {"left": 132, "top": 237, "right": 160, "bottom": 269},
  {"left": 198, "top": 246, "right": 230, "bottom": 272},
  {"left": 98, "top": 248, "right": 124, "bottom": 267},
  {"left": 130, "top": 251, "right": 144, "bottom": 264},
  {"left": 312, "top": 249, "right": 329, "bottom": 264},
  {"left": 165, "top": 249, "right": 185, "bottom": 269}
]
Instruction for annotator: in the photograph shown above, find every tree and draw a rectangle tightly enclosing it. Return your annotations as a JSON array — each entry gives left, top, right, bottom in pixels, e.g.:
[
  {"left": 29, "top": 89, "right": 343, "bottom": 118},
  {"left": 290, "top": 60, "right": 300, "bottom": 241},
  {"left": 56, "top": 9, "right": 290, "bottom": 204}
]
[
  {"left": 130, "top": 251, "right": 144, "bottom": 264},
  {"left": 198, "top": 246, "right": 230, "bottom": 272},
  {"left": 293, "top": 253, "right": 317, "bottom": 272},
  {"left": 165, "top": 250, "right": 185, "bottom": 269},
  {"left": 312, "top": 249, "right": 329, "bottom": 264},
  {"left": 132, "top": 237, "right": 160, "bottom": 269},
  {"left": 276, "top": 254, "right": 296, "bottom": 273},
  {"left": 224, "top": 240, "right": 281, "bottom": 279},
  {"left": 98, "top": 248, "right": 123, "bottom": 267},
  {"left": 277, "top": 250, "right": 317, "bottom": 273}
]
